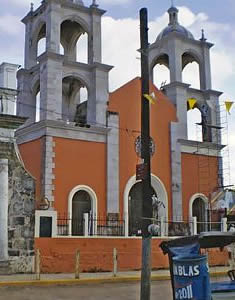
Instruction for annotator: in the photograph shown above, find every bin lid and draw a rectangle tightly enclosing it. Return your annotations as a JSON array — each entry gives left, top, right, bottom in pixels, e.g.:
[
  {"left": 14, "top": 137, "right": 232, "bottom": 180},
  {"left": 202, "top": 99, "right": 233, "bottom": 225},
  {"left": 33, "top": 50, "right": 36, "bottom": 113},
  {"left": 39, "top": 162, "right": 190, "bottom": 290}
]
[
  {"left": 160, "top": 236, "right": 199, "bottom": 255},
  {"left": 160, "top": 231, "right": 235, "bottom": 255},
  {"left": 165, "top": 242, "right": 200, "bottom": 257},
  {"left": 172, "top": 254, "right": 206, "bottom": 262},
  {"left": 199, "top": 232, "right": 235, "bottom": 249}
]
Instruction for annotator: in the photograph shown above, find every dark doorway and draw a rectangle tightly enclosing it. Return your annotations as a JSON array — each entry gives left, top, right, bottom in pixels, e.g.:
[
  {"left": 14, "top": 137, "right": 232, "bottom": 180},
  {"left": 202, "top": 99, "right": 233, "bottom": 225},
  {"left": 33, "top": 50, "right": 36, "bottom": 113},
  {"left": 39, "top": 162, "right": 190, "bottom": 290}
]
[
  {"left": 72, "top": 190, "right": 91, "bottom": 235},
  {"left": 192, "top": 197, "right": 206, "bottom": 233},
  {"left": 128, "top": 182, "right": 156, "bottom": 236}
]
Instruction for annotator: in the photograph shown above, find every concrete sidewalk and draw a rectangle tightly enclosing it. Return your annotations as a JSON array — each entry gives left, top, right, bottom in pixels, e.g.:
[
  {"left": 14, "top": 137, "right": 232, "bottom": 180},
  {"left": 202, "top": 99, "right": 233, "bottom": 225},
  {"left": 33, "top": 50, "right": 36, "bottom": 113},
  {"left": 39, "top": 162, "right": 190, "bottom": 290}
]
[{"left": 0, "top": 266, "right": 229, "bottom": 287}]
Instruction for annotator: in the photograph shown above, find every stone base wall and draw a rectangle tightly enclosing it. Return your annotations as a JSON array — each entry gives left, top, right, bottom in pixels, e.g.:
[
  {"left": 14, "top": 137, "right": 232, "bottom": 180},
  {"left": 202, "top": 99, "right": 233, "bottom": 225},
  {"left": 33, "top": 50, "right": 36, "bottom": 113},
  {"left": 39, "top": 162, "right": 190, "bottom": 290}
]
[
  {"left": 9, "top": 256, "right": 34, "bottom": 274},
  {"left": 0, "top": 141, "right": 35, "bottom": 274}
]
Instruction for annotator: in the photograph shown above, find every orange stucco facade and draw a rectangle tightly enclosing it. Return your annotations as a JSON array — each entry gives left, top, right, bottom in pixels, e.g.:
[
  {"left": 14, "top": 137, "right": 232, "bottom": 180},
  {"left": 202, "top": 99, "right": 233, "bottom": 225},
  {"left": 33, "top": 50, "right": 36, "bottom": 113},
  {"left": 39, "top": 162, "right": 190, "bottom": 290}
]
[
  {"left": 35, "top": 237, "right": 169, "bottom": 273},
  {"left": 18, "top": 77, "right": 222, "bottom": 273},
  {"left": 35, "top": 237, "right": 228, "bottom": 273},
  {"left": 109, "top": 78, "right": 177, "bottom": 219},
  {"left": 52, "top": 137, "right": 107, "bottom": 215},
  {"left": 19, "top": 78, "right": 179, "bottom": 220},
  {"left": 19, "top": 138, "right": 43, "bottom": 203},
  {"left": 18, "top": 78, "right": 220, "bottom": 222},
  {"left": 19, "top": 136, "right": 107, "bottom": 215},
  {"left": 182, "top": 153, "right": 219, "bottom": 220},
  {"left": 18, "top": 78, "right": 221, "bottom": 225}
]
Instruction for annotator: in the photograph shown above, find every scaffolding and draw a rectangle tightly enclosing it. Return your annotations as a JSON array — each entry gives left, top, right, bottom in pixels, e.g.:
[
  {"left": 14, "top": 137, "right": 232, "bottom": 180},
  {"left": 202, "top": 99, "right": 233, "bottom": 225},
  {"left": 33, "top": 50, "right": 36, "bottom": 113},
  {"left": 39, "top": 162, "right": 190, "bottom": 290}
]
[{"left": 195, "top": 102, "right": 231, "bottom": 197}]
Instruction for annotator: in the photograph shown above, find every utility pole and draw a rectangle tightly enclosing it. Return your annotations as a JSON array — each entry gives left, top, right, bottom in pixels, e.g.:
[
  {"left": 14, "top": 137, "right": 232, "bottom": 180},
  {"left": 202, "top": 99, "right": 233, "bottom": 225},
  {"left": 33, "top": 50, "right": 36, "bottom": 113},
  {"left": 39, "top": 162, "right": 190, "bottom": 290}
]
[{"left": 140, "top": 8, "right": 153, "bottom": 300}]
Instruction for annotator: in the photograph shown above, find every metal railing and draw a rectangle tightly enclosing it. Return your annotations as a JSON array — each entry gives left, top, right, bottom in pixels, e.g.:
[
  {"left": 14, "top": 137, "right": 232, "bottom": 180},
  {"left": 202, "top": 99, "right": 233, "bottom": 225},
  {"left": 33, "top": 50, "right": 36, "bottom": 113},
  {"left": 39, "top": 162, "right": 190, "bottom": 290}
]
[
  {"left": 154, "top": 217, "right": 226, "bottom": 237},
  {"left": 57, "top": 214, "right": 125, "bottom": 237},
  {"left": 167, "top": 220, "right": 193, "bottom": 236},
  {"left": 94, "top": 216, "right": 125, "bottom": 236},
  {"left": 57, "top": 214, "right": 229, "bottom": 237}
]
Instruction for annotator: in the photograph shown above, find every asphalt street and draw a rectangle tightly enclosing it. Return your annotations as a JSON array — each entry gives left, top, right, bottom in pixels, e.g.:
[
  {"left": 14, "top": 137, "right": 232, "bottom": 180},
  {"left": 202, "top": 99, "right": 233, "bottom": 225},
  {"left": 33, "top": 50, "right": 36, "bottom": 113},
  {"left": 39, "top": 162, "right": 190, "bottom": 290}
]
[{"left": 0, "top": 281, "right": 173, "bottom": 300}]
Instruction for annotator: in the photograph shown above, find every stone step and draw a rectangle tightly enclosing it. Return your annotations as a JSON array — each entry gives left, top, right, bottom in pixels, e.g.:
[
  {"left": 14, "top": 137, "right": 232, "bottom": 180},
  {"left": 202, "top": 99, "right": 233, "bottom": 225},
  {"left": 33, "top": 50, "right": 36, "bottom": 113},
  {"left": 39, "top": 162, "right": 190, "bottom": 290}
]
[{"left": 0, "top": 261, "right": 10, "bottom": 275}]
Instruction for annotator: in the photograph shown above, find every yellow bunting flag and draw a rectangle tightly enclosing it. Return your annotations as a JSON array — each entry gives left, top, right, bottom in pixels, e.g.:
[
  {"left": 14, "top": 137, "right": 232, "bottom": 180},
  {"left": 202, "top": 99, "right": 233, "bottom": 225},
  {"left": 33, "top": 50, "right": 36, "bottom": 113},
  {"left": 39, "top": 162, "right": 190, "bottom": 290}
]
[
  {"left": 187, "top": 98, "right": 197, "bottom": 110},
  {"left": 225, "top": 101, "right": 234, "bottom": 114},
  {"left": 144, "top": 92, "right": 156, "bottom": 105}
]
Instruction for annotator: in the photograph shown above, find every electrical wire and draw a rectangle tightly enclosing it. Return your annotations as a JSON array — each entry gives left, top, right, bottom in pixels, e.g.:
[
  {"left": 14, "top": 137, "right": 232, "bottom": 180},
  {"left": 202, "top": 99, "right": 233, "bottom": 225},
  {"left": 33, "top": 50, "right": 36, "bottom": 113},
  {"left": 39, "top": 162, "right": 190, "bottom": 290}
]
[{"left": 0, "top": 94, "right": 141, "bottom": 135}]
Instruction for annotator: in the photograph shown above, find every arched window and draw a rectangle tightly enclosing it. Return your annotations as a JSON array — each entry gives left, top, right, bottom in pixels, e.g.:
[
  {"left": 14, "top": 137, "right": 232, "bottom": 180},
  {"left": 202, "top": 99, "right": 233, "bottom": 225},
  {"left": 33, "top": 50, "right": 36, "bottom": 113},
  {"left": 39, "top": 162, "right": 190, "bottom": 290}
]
[
  {"left": 124, "top": 175, "right": 168, "bottom": 236},
  {"left": 72, "top": 190, "right": 91, "bottom": 236},
  {"left": 68, "top": 185, "right": 98, "bottom": 236},
  {"left": 192, "top": 197, "right": 207, "bottom": 233},
  {"left": 128, "top": 182, "right": 157, "bottom": 236}
]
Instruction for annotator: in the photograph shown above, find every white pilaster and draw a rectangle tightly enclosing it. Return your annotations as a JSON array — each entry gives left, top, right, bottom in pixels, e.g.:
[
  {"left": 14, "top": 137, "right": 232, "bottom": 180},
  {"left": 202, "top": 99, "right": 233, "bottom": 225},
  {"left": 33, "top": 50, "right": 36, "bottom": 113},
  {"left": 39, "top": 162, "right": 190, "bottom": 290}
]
[
  {"left": 89, "top": 8, "right": 102, "bottom": 64},
  {"left": 0, "top": 159, "right": 8, "bottom": 261},
  {"left": 107, "top": 112, "right": 119, "bottom": 213}
]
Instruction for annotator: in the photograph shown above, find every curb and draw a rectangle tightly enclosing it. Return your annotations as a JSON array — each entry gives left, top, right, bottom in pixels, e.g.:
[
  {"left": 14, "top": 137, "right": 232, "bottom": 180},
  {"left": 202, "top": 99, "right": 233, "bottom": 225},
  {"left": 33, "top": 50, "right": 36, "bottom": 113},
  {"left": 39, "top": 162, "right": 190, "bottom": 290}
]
[
  {"left": 0, "top": 272, "right": 227, "bottom": 287},
  {"left": 0, "top": 275, "right": 169, "bottom": 287}
]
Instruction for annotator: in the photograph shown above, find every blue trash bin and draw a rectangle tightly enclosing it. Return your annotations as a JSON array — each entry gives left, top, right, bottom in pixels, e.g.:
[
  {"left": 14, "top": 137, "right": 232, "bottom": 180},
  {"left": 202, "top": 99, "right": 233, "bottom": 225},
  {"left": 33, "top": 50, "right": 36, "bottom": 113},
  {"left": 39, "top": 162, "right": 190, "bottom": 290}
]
[{"left": 172, "top": 254, "right": 211, "bottom": 300}]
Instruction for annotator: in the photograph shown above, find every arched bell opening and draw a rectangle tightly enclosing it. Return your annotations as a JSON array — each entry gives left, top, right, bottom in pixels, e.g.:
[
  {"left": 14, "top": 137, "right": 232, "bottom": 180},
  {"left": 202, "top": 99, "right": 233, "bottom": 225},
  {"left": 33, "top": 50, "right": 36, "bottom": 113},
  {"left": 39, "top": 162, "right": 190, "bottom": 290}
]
[
  {"left": 62, "top": 76, "right": 89, "bottom": 124},
  {"left": 37, "top": 38, "right": 46, "bottom": 58},
  {"left": 35, "top": 23, "right": 64, "bottom": 61},
  {"left": 36, "top": 23, "right": 46, "bottom": 60},
  {"left": 35, "top": 91, "right": 40, "bottom": 123},
  {"left": 61, "top": 19, "right": 88, "bottom": 63},
  {"left": 76, "top": 33, "right": 88, "bottom": 63},
  {"left": 187, "top": 106, "right": 202, "bottom": 142},
  {"left": 151, "top": 54, "right": 170, "bottom": 89},
  {"left": 60, "top": 44, "right": 65, "bottom": 55},
  {"left": 187, "top": 100, "right": 212, "bottom": 142},
  {"left": 182, "top": 52, "right": 200, "bottom": 89},
  {"left": 32, "top": 81, "right": 40, "bottom": 123}
]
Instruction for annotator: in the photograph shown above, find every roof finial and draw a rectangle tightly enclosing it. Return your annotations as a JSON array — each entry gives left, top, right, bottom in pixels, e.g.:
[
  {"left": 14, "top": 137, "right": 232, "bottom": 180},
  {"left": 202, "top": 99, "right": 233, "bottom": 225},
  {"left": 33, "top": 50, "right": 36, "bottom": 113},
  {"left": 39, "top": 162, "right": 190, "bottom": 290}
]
[
  {"left": 30, "top": 2, "right": 34, "bottom": 12},
  {"left": 171, "top": 0, "right": 175, "bottom": 7},
  {"left": 200, "top": 29, "right": 207, "bottom": 42},
  {"left": 91, "top": 0, "right": 98, "bottom": 7}
]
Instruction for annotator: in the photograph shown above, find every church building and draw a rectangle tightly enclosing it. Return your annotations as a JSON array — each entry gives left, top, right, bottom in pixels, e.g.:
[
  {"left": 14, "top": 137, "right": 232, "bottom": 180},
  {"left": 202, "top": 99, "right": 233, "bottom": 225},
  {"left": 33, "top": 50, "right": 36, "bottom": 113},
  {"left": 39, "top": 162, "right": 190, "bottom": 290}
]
[{"left": 13, "top": 0, "right": 226, "bottom": 271}]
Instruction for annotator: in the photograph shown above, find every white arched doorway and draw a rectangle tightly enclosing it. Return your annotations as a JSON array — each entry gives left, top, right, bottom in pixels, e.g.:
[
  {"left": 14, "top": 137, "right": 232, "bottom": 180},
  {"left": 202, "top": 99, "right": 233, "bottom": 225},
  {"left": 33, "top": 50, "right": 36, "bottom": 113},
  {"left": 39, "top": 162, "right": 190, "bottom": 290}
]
[
  {"left": 123, "top": 174, "right": 168, "bottom": 236},
  {"left": 68, "top": 185, "right": 97, "bottom": 235},
  {"left": 189, "top": 193, "right": 208, "bottom": 233}
]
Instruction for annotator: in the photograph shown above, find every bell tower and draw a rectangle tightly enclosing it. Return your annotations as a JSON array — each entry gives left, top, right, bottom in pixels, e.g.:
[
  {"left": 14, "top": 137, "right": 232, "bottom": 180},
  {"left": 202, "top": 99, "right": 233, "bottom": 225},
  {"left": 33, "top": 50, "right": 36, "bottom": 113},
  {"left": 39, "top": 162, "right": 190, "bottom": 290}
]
[
  {"left": 148, "top": 5, "right": 223, "bottom": 220},
  {"left": 17, "top": 0, "right": 112, "bottom": 126},
  {"left": 16, "top": 0, "right": 113, "bottom": 204}
]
